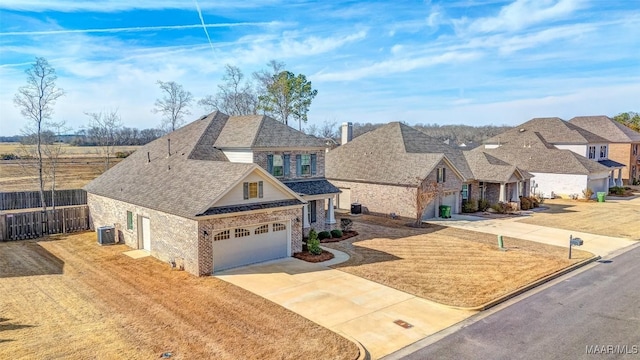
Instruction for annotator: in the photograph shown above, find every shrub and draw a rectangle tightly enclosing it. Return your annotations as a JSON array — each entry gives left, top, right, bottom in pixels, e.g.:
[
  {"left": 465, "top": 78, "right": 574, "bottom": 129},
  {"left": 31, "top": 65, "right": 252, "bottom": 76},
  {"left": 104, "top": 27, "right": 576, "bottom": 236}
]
[
  {"left": 330, "top": 229, "right": 343, "bottom": 238},
  {"left": 340, "top": 218, "right": 353, "bottom": 232},
  {"left": 318, "top": 231, "right": 332, "bottom": 240},
  {"left": 490, "top": 202, "right": 509, "bottom": 214},
  {"left": 0, "top": 153, "right": 19, "bottom": 160},
  {"left": 582, "top": 188, "right": 594, "bottom": 199},
  {"left": 462, "top": 199, "right": 478, "bottom": 213},
  {"left": 519, "top": 196, "right": 532, "bottom": 210},
  {"left": 307, "top": 229, "right": 321, "bottom": 255},
  {"left": 609, "top": 186, "right": 624, "bottom": 195},
  {"left": 477, "top": 198, "right": 490, "bottom": 212}
]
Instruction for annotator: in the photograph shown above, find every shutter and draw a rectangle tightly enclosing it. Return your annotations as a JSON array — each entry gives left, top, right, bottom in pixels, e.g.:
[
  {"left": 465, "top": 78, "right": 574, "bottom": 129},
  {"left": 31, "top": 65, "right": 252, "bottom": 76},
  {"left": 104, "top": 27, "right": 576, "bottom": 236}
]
[
  {"left": 283, "top": 154, "right": 290, "bottom": 176},
  {"left": 296, "top": 154, "right": 301, "bottom": 176},
  {"left": 267, "top": 155, "right": 273, "bottom": 173},
  {"left": 443, "top": 168, "right": 446, "bottom": 183},
  {"left": 243, "top": 182, "right": 249, "bottom": 200},
  {"left": 311, "top": 154, "right": 317, "bottom": 175},
  {"left": 310, "top": 200, "right": 317, "bottom": 223},
  {"left": 258, "top": 181, "right": 263, "bottom": 198}
]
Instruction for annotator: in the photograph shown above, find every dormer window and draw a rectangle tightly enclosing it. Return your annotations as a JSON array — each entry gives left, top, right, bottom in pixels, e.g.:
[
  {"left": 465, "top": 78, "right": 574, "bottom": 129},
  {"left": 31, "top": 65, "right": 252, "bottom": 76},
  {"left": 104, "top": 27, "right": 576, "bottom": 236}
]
[
  {"left": 437, "top": 168, "right": 446, "bottom": 183},
  {"left": 599, "top": 145, "right": 607, "bottom": 159},
  {"left": 588, "top": 146, "right": 596, "bottom": 159}
]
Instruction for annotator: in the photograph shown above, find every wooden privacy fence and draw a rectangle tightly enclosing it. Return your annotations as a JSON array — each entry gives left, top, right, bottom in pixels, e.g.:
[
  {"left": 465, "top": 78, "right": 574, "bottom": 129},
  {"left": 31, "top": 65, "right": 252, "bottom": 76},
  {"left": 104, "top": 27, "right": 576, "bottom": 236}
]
[
  {"left": 0, "top": 189, "right": 87, "bottom": 211},
  {"left": 0, "top": 205, "right": 90, "bottom": 241}
]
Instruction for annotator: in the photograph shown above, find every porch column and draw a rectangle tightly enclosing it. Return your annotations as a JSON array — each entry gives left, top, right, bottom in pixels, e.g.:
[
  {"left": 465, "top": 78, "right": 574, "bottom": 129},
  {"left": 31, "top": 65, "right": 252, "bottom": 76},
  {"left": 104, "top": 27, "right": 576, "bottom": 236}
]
[
  {"left": 617, "top": 169, "right": 623, "bottom": 187},
  {"left": 303, "top": 203, "right": 309, "bottom": 229},
  {"left": 610, "top": 170, "right": 615, "bottom": 187},
  {"left": 326, "top": 197, "right": 336, "bottom": 225},
  {"left": 499, "top": 183, "right": 506, "bottom": 202}
]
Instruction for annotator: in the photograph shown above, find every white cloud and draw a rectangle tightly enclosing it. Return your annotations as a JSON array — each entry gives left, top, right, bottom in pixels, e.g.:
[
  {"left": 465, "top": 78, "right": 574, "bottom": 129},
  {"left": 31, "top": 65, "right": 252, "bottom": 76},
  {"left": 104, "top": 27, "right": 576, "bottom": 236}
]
[
  {"left": 466, "top": 0, "right": 586, "bottom": 33},
  {"left": 0, "top": 0, "right": 280, "bottom": 12}
]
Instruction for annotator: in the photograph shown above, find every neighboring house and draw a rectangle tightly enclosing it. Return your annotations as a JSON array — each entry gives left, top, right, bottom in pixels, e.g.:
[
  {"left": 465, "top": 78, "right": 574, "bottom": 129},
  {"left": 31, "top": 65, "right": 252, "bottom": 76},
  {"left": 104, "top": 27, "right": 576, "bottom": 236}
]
[
  {"left": 479, "top": 117, "right": 620, "bottom": 198},
  {"left": 569, "top": 115, "right": 640, "bottom": 185},
  {"left": 85, "top": 112, "right": 338, "bottom": 275},
  {"left": 325, "top": 122, "right": 529, "bottom": 220}
]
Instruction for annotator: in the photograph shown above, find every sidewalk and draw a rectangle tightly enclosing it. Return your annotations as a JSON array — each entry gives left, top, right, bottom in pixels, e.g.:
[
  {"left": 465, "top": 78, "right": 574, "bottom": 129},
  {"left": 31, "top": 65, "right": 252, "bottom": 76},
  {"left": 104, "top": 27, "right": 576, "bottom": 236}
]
[{"left": 426, "top": 215, "right": 635, "bottom": 257}]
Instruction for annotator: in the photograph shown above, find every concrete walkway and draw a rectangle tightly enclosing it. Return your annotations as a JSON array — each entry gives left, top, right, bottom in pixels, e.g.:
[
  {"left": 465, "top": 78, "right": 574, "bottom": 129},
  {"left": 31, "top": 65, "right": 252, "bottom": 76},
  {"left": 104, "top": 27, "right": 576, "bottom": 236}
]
[
  {"left": 216, "top": 249, "right": 475, "bottom": 359},
  {"left": 426, "top": 214, "right": 635, "bottom": 257}
]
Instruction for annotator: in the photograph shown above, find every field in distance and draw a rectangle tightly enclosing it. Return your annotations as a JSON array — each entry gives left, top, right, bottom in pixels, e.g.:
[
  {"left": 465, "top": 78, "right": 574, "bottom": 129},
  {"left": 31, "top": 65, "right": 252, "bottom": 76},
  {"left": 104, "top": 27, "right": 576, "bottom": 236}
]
[{"left": 0, "top": 143, "right": 140, "bottom": 192}]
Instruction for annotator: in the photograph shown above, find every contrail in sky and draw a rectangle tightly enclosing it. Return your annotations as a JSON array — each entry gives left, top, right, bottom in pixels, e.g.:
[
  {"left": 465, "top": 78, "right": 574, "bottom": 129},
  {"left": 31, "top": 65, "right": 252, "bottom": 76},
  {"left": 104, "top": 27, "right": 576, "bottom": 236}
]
[
  {"left": 194, "top": 0, "right": 215, "bottom": 55},
  {"left": 0, "top": 22, "right": 279, "bottom": 36}
]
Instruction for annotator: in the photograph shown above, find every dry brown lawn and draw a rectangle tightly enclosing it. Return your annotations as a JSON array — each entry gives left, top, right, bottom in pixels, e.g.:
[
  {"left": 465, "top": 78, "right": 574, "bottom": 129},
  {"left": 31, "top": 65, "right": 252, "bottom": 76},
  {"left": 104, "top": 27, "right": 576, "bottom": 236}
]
[
  {"left": 517, "top": 197, "right": 640, "bottom": 239},
  {"left": 324, "top": 216, "right": 593, "bottom": 308},
  {"left": 0, "top": 233, "right": 358, "bottom": 360}
]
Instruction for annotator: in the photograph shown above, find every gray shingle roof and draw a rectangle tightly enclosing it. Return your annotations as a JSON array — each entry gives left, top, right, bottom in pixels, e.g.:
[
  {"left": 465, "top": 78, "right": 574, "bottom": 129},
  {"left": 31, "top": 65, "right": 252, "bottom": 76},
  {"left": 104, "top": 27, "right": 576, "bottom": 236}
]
[
  {"left": 283, "top": 179, "right": 341, "bottom": 196},
  {"left": 475, "top": 147, "right": 610, "bottom": 175},
  {"left": 85, "top": 111, "right": 309, "bottom": 218},
  {"left": 484, "top": 117, "right": 609, "bottom": 146},
  {"left": 214, "top": 115, "right": 327, "bottom": 148},
  {"left": 463, "top": 151, "right": 533, "bottom": 182},
  {"left": 199, "top": 199, "right": 303, "bottom": 216},
  {"left": 569, "top": 116, "right": 640, "bottom": 143},
  {"left": 326, "top": 122, "right": 468, "bottom": 186},
  {"left": 598, "top": 159, "right": 625, "bottom": 168}
]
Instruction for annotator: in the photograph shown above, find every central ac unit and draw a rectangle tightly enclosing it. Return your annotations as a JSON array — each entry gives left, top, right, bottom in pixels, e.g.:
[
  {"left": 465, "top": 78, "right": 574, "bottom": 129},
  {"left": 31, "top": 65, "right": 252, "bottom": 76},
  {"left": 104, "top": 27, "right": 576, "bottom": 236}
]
[{"left": 97, "top": 226, "right": 116, "bottom": 245}]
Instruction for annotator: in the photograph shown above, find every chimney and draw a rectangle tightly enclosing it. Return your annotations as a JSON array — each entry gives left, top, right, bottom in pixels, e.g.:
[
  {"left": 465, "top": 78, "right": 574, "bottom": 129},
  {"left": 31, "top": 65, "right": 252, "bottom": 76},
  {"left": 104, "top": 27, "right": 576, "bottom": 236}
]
[{"left": 341, "top": 122, "right": 353, "bottom": 145}]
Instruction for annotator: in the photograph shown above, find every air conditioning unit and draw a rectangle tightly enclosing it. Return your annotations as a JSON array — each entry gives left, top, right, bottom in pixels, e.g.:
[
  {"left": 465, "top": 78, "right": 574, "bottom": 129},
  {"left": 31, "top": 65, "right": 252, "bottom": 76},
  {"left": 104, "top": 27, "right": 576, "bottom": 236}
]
[{"left": 97, "top": 226, "right": 116, "bottom": 245}]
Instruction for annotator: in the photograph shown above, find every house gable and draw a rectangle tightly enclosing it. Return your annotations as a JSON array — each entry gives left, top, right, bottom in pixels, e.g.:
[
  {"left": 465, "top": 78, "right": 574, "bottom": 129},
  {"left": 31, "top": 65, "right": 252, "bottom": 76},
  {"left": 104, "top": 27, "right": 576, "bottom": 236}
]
[{"left": 213, "top": 169, "right": 300, "bottom": 207}]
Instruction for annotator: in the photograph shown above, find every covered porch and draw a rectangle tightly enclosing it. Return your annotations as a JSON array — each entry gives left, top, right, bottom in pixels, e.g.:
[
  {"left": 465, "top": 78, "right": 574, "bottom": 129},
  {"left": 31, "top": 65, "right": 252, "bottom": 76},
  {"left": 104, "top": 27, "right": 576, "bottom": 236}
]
[
  {"left": 283, "top": 179, "right": 340, "bottom": 233},
  {"left": 598, "top": 159, "right": 626, "bottom": 187}
]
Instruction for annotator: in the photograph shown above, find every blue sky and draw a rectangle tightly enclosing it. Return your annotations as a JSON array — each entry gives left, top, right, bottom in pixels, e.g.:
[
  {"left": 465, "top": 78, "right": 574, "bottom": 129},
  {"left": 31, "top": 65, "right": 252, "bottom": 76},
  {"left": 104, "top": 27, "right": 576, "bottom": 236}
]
[{"left": 1, "top": 0, "right": 639, "bottom": 136}]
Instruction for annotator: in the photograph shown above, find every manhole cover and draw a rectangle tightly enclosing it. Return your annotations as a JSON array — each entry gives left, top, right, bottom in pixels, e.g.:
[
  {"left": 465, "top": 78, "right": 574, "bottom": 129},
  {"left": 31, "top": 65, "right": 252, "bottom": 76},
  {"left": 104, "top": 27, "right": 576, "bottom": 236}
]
[{"left": 394, "top": 319, "right": 413, "bottom": 329}]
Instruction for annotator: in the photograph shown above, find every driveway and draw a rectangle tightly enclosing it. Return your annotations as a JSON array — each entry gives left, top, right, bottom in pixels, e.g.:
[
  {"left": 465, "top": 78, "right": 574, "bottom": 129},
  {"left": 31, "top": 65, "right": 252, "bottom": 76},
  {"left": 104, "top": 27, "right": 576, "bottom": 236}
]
[
  {"left": 426, "top": 214, "right": 635, "bottom": 257},
  {"left": 216, "top": 251, "right": 475, "bottom": 359}
]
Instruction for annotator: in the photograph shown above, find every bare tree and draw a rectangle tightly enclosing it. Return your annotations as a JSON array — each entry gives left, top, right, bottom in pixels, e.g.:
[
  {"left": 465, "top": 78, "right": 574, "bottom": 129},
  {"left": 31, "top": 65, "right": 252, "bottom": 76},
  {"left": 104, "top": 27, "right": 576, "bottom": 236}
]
[
  {"left": 415, "top": 178, "right": 440, "bottom": 226},
  {"left": 85, "top": 110, "right": 122, "bottom": 172},
  {"left": 319, "top": 119, "right": 338, "bottom": 139},
  {"left": 13, "top": 57, "right": 64, "bottom": 226},
  {"left": 199, "top": 65, "right": 258, "bottom": 115},
  {"left": 43, "top": 121, "right": 69, "bottom": 210},
  {"left": 153, "top": 80, "right": 193, "bottom": 132}
]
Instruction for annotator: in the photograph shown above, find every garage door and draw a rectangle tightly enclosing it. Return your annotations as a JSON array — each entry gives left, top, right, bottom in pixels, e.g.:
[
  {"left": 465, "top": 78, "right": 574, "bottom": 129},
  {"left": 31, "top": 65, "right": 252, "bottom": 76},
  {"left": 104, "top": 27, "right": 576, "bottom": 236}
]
[
  {"left": 421, "top": 200, "right": 436, "bottom": 220},
  {"left": 442, "top": 192, "right": 458, "bottom": 215},
  {"left": 338, "top": 188, "right": 351, "bottom": 210},
  {"left": 212, "top": 222, "right": 289, "bottom": 272}
]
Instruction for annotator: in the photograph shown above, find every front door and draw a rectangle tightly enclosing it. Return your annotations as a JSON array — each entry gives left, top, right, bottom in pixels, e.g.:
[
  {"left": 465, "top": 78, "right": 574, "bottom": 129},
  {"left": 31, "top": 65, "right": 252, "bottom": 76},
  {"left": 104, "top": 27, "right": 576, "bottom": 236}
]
[{"left": 141, "top": 217, "right": 151, "bottom": 251}]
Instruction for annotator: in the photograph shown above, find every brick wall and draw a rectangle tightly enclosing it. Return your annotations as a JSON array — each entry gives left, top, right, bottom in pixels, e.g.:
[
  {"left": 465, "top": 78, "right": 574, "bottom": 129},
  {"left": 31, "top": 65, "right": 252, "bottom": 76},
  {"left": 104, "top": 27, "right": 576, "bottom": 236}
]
[
  {"left": 609, "top": 143, "right": 633, "bottom": 183},
  {"left": 87, "top": 193, "right": 200, "bottom": 274},
  {"left": 253, "top": 150, "right": 325, "bottom": 179},
  {"left": 197, "top": 207, "right": 302, "bottom": 275}
]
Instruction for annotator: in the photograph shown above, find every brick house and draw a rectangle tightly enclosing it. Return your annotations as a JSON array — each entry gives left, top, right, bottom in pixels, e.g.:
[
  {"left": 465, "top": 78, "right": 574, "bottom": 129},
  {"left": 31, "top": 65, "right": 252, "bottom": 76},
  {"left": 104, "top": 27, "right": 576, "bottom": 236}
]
[
  {"left": 478, "top": 117, "right": 620, "bottom": 198},
  {"left": 325, "top": 122, "right": 529, "bottom": 219},
  {"left": 85, "top": 112, "right": 338, "bottom": 275},
  {"left": 569, "top": 116, "right": 640, "bottom": 185}
]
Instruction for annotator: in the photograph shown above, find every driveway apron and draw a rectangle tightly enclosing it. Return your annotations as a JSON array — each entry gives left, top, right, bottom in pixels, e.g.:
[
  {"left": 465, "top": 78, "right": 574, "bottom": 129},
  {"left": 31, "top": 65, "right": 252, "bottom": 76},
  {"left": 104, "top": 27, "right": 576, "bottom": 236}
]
[{"left": 216, "top": 253, "right": 475, "bottom": 359}]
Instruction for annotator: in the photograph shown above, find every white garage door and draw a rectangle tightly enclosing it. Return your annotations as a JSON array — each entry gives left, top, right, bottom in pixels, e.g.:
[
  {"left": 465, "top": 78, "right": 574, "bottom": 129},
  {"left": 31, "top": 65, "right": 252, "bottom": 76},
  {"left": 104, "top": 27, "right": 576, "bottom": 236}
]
[
  {"left": 212, "top": 222, "right": 289, "bottom": 272},
  {"left": 421, "top": 200, "right": 436, "bottom": 220},
  {"left": 587, "top": 178, "right": 607, "bottom": 196},
  {"left": 338, "top": 188, "right": 351, "bottom": 210},
  {"left": 442, "top": 191, "right": 458, "bottom": 214}
]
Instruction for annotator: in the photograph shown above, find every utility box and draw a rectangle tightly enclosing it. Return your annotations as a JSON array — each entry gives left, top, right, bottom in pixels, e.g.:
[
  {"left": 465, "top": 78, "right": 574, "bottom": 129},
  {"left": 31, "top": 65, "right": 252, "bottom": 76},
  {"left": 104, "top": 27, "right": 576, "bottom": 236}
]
[{"left": 97, "top": 226, "right": 116, "bottom": 245}]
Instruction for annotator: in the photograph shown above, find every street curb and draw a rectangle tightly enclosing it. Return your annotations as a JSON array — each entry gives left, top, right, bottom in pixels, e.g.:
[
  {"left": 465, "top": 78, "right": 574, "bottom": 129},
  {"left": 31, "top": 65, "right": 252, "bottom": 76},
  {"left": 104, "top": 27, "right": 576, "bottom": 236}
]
[
  {"left": 448, "top": 255, "right": 601, "bottom": 311},
  {"left": 341, "top": 333, "right": 370, "bottom": 360}
]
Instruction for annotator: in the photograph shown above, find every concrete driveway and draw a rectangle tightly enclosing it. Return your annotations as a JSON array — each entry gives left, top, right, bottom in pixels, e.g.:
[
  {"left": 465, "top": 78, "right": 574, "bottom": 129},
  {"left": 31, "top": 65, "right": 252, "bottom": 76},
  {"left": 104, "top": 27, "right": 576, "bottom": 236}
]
[
  {"left": 426, "top": 214, "right": 635, "bottom": 257},
  {"left": 216, "top": 250, "right": 475, "bottom": 359}
]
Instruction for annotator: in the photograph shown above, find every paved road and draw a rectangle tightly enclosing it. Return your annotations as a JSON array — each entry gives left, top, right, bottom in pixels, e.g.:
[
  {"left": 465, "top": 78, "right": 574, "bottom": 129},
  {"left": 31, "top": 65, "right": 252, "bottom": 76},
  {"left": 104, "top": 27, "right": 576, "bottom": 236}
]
[{"left": 396, "top": 245, "right": 640, "bottom": 360}]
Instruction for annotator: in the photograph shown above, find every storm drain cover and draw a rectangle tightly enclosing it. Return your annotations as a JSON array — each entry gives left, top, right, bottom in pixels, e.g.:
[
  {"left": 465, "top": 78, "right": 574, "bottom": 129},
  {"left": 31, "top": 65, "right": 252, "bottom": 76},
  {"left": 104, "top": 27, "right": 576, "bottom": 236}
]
[{"left": 394, "top": 319, "right": 413, "bottom": 329}]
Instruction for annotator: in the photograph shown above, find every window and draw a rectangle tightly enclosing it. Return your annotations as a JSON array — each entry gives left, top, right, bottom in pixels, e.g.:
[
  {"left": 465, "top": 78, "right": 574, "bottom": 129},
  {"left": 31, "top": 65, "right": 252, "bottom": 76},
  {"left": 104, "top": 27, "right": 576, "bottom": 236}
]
[
  {"left": 461, "top": 184, "right": 469, "bottom": 200},
  {"left": 301, "top": 154, "right": 311, "bottom": 175},
  {"left": 243, "top": 181, "right": 264, "bottom": 199},
  {"left": 308, "top": 200, "right": 317, "bottom": 223},
  {"left": 588, "top": 146, "right": 596, "bottom": 159},
  {"left": 235, "top": 228, "right": 250, "bottom": 237},
  {"left": 437, "top": 168, "right": 446, "bottom": 183},
  {"left": 214, "top": 230, "right": 230, "bottom": 241},
  {"left": 296, "top": 154, "right": 317, "bottom": 176},
  {"left": 273, "top": 223, "right": 286, "bottom": 231},
  {"left": 126, "top": 211, "right": 133, "bottom": 230},
  {"left": 272, "top": 155, "right": 284, "bottom": 177},
  {"left": 255, "top": 224, "right": 269, "bottom": 234},
  {"left": 599, "top": 145, "right": 607, "bottom": 159},
  {"left": 633, "top": 144, "right": 638, "bottom": 156}
]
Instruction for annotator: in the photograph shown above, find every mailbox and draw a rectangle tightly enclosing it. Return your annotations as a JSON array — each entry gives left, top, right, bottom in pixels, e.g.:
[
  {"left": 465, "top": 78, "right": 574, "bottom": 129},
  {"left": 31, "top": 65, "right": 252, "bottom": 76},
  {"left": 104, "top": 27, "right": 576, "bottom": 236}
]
[{"left": 570, "top": 238, "right": 583, "bottom": 246}]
